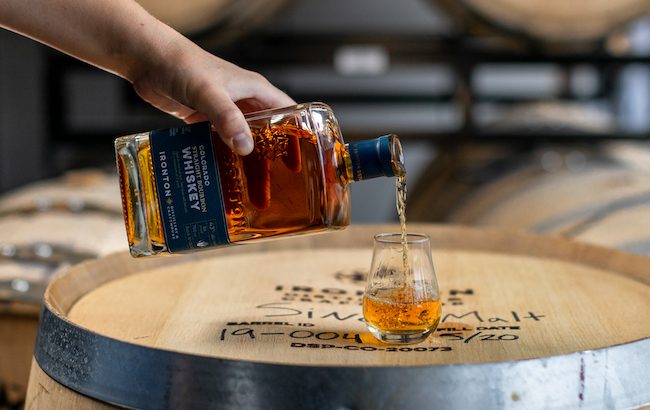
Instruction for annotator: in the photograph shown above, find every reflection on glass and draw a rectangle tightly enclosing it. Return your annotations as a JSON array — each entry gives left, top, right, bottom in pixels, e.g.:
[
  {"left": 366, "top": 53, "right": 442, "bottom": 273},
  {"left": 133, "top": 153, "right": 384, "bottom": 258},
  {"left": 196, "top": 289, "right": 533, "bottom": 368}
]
[{"left": 363, "top": 233, "right": 441, "bottom": 344}]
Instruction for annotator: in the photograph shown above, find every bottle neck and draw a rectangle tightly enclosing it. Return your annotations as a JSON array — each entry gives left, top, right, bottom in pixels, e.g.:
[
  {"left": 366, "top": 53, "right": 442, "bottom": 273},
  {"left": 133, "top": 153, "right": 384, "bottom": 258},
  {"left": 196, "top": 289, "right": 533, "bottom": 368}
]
[{"left": 342, "top": 135, "right": 405, "bottom": 183}]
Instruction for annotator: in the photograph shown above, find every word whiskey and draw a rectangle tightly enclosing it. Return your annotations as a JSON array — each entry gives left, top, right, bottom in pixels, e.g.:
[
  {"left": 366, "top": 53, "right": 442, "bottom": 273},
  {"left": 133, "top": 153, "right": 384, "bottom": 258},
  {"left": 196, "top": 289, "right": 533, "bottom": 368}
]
[{"left": 115, "top": 102, "right": 405, "bottom": 256}]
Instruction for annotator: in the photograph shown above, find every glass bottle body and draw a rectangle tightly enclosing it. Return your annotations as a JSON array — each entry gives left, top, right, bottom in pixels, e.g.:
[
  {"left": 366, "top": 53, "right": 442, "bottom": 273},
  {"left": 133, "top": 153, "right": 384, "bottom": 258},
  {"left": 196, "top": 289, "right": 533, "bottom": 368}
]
[{"left": 115, "top": 102, "right": 400, "bottom": 257}]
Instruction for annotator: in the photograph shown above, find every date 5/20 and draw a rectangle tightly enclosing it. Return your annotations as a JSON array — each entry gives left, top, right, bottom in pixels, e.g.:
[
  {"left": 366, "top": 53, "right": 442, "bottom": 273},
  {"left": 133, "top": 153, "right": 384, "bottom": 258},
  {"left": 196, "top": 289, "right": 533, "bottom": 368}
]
[{"left": 439, "top": 331, "right": 519, "bottom": 344}]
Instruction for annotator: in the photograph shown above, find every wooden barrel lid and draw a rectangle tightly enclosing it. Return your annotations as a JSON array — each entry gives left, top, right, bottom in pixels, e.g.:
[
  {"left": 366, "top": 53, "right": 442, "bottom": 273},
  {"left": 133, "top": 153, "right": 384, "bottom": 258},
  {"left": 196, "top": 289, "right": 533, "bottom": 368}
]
[{"left": 33, "top": 225, "right": 650, "bottom": 408}]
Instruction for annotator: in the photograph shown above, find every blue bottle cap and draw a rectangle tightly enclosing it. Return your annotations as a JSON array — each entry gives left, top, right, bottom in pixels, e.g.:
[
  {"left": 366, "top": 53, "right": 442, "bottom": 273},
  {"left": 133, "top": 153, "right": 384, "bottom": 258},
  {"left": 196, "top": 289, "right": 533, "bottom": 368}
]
[{"left": 347, "top": 135, "right": 403, "bottom": 181}]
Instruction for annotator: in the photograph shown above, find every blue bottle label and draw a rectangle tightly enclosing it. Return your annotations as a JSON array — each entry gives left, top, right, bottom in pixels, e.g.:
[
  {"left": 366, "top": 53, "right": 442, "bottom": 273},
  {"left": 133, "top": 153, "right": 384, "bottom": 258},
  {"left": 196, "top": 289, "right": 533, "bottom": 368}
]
[{"left": 149, "top": 122, "right": 230, "bottom": 252}]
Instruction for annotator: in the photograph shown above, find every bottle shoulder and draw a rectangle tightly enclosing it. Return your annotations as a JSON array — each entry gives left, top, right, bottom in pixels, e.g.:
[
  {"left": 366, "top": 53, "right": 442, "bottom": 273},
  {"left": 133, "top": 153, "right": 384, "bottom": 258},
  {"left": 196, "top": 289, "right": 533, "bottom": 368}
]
[{"left": 115, "top": 132, "right": 151, "bottom": 150}]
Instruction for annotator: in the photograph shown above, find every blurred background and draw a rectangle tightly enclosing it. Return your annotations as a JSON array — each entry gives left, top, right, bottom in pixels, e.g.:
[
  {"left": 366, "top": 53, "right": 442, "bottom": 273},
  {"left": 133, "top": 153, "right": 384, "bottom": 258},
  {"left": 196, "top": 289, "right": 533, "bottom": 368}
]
[{"left": 1, "top": 0, "right": 650, "bottom": 240}]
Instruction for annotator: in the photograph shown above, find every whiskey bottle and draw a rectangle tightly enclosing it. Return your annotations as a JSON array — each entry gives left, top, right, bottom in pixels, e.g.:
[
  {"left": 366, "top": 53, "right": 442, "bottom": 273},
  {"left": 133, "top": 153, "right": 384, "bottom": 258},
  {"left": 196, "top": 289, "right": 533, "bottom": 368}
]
[{"left": 115, "top": 102, "right": 405, "bottom": 257}]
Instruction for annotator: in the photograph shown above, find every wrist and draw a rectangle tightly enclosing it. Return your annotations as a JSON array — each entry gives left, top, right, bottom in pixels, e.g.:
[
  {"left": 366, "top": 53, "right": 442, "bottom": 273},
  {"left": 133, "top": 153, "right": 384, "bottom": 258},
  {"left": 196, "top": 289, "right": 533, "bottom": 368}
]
[{"left": 118, "top": 15, "right": 189, "bottom": 84}]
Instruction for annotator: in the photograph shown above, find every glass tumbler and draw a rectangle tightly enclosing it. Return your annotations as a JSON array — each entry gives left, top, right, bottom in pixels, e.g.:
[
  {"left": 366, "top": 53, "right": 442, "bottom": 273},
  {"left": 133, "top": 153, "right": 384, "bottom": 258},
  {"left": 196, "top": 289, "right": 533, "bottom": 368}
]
[{"left": 363, "top": 233, "right": 441, "bottom": 344}]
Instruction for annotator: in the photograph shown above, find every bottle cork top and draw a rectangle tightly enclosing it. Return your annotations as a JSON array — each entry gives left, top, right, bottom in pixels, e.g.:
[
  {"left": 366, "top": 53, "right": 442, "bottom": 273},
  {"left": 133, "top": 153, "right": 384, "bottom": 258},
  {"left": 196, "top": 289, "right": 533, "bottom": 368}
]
[{"left": 347, "top": 135, "right": 404, "bottom": 181}]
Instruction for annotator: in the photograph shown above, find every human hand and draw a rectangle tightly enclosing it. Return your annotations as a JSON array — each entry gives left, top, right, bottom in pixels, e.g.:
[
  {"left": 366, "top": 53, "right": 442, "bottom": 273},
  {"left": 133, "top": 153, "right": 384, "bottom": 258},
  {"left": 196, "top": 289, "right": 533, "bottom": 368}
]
[
  {"left": 0, "top": 0, "right": 294, "bottom": 155},
  {"left": 130, "top": 39, "right": 294, "bottom": 155}
]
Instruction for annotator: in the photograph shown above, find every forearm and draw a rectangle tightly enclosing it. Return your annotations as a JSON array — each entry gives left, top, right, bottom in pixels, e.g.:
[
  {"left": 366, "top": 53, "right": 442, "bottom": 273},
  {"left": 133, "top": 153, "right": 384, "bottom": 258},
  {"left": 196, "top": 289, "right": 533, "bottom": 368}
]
[
  {"left": 0, "top": 0, "right": 184, "bottom": 81},
  {"left": 0, "top": 0, "right": 294, "bottom": 155}
]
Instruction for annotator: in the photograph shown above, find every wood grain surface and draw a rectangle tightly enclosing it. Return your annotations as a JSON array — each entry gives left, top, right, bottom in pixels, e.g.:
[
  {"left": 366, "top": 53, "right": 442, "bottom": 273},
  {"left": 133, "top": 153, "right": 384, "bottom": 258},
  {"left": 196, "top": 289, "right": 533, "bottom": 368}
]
[
  {"left": 0, "top": 308, "right": 39, "bottom": 408},
  {"left": 25, "top": 224, "right": 650, "bottom": 408},
  {"left": 25, "top": 360, "right": 112, "bottom": 410},
  {"left": 437, "top": 0, "right": 650, "bottom": 43},
  {"left": 0, "top": 170, "right": 126, "bottom": 408},
  {"left": 447, "top": 149, "right": 650, "bottom": 257},
  {"left": 44, "top": 224, "right": 650, "bottom": 365},
  {"left": 134, "top": 0, "right": 293, "bottom": 43}
]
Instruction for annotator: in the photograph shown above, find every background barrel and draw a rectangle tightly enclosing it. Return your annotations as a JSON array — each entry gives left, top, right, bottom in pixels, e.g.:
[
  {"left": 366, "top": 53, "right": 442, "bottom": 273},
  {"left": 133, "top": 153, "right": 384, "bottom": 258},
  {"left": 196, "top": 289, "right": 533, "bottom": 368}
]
[
  {"left": 26, "top": 225, "right": 650, "bottom": 409},
  {"left": 445, "top": 143, "right": 650, "bottom": 257},
  {"left": 435, "top": 0, "right": 650, "bottom": 49},
  {"left": 0, "top": 170, "right": 126, "bottom": 408},
  {"left": 135, "top": 0, "right": 294, "bottom": 46}
]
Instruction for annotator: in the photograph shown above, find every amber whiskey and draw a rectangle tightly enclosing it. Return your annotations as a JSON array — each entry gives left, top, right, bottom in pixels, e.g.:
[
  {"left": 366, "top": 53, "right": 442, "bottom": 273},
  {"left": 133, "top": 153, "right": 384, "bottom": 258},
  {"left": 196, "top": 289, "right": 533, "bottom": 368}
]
[
  {"left": 115, "top": 102, "right": 405, "bottom": 256},
  {"left": 362, "top": 176, "right": 441, "bottom": 343},
  {"left": 363, "top": 291, "right": 441, "bottom": 334}
]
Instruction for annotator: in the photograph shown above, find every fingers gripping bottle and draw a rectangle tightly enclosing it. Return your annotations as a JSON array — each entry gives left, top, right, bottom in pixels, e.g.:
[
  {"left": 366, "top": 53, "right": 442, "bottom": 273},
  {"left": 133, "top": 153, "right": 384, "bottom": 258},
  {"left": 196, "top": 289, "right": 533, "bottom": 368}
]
[{"left": 115, "top": 102, "right": 405, "bottom": 256}]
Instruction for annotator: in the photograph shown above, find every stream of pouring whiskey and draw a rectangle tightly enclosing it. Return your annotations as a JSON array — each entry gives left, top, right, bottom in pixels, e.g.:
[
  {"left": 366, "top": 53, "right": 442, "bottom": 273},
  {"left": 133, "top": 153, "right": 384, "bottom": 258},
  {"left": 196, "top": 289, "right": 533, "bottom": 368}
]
[{"left": 396, "top": 174, "right": 409, "bottom": 279}]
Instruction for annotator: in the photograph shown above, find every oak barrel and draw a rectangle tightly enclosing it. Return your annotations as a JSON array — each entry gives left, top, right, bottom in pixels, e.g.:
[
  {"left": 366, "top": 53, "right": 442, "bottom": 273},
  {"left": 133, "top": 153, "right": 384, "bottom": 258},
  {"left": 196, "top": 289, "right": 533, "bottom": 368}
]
[
  {"left": 448, "top": 143, "right": 650, "bottom": 257},
  {"left": 135, "top": 0, "right": 293, "bottom": 46},
  {"left": 0, "top": 170, "right": 126, "bottom": 408},
  {"left": 26, "top": 224, "right": 650, "bottom": 409},
  {"left": 435, "top": 0, "right": 650, "bottom": 48}
]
